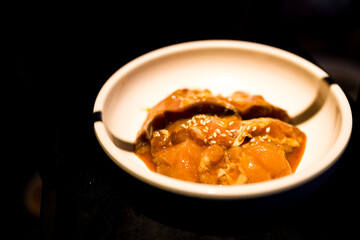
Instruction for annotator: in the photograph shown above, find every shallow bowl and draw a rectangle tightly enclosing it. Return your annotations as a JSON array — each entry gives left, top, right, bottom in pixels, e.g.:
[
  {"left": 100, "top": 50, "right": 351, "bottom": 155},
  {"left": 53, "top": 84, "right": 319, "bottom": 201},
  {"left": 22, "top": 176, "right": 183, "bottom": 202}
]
[{"left": 93, "top": 40, "right": 352, "bottom": 199}]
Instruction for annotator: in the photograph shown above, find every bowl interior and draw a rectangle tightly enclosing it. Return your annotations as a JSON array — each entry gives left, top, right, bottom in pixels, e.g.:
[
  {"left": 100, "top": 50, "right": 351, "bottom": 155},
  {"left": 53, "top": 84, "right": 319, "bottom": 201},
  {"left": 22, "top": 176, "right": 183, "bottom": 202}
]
[{"left": 94, "top": 40, "right": 352, "bottom": 199}]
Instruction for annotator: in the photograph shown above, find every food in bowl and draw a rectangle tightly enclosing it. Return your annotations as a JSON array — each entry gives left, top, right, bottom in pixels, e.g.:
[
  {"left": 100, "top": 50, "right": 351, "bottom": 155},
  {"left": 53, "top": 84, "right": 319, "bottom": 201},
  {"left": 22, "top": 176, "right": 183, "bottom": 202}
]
[{"left": 135, "top": 89, "right": 306, "bottom": 185}]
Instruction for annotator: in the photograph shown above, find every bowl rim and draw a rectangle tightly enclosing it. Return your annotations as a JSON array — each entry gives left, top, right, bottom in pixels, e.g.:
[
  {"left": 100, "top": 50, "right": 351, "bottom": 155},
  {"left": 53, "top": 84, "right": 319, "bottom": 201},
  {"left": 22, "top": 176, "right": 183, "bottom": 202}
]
[{"left": 93, "top": 40, "right": 353, "bottom": 199}]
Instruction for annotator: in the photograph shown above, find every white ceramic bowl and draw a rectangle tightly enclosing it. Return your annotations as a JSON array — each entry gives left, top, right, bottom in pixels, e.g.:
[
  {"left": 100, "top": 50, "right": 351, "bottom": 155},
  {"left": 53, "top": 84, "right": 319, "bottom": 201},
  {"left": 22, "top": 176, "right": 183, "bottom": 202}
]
[{"left": 93, "top": 40, "right": 352, "bottom": 199}]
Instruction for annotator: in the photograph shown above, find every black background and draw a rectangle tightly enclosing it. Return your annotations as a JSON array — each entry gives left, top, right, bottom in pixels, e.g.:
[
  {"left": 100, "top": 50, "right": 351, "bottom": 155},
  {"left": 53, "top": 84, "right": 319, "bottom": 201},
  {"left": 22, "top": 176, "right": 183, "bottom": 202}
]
[{"left": 8, "top": 1, "right": 360, "bottom": 239}]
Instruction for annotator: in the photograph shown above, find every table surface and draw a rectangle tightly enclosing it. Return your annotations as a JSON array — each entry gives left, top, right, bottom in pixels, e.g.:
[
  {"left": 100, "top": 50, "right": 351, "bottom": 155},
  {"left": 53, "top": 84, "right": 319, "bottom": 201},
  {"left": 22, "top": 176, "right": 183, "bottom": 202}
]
[{"left": 13, "top": 6, "right": 360, "bottom": 239}]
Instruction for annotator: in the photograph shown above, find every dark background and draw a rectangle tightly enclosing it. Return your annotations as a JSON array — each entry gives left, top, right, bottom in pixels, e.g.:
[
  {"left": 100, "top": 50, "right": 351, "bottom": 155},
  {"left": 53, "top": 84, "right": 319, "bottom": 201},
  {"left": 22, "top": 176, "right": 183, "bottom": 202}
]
[{"left": 8, "top": 1, "right": 360, "bottom": 239}]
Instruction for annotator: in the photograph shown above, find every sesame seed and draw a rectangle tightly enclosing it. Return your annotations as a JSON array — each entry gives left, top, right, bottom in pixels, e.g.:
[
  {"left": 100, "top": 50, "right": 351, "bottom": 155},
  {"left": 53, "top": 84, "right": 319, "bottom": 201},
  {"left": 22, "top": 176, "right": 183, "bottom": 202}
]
[
  {"left": 228, "top": 132, "right": 233, "bottom": 137},
  {"left": 210, "top": 140, "right": 217, "bottom": 144},
  {"left": 159, "top": 129, "right": 169, "bottom": 135},
  {"left": 217, "top": 168, "right": 226, "bottom": 177},
  {"left": 219, "top": 121, "right": 225, "bottom": 127},
  {"left": 229, "top": 121, "right": 234, "bottom": 126},
  {"left": 213, "top": 132, "right": 217, "bottom": 138},
  {"left": 215, "top": 129, "right": 221, "bottom": 134},
  {"left": 220, "top": 133, "right": 226, "bottom": 137},
  {"left": 266, "top": 127, "right": 271, "bottom": 133},
  {"left": 204, "top": 138, "right": 208, "bottom": 143},
  {"left": 229, "top": 140, "right": 233, "bottom": 144},
  {"left": 252, "top": 126, "right": 257, "bottom": 131},
  {"left": 246, "top": 126, "right": 250, "bottom": 131},
  {"left": 203, "top": 128, "right": 208, "bottom": 133},
  {"left": 250, "top": 138, "right": 255, "bottom": 142}
]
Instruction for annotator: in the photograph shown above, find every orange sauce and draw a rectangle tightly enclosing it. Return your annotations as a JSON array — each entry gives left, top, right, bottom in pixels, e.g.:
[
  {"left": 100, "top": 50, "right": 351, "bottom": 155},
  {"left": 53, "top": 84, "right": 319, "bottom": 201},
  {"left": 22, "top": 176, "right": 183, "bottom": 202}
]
[{"left": 134, "top": 89, "right": 306, "bottom": 185}]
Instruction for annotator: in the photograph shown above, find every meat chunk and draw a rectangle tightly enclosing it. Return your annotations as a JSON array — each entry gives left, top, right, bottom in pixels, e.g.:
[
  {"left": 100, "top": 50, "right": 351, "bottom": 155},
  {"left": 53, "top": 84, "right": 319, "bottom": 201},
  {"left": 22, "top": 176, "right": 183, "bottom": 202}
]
[
  {"left": 233, "top": 118, "right": 306, "bottom": 171},
  {"left": 228, "top": 138, "right": 292, "bottom": 183},
  {"left": 137, "top": 89, "right": 238, "bottom": 140},
  {"left": 226, "top": 91, "right": 291, "bottom": 123},
  {"left": 152, "top": 139, "right": 203, "bottom": 182}
]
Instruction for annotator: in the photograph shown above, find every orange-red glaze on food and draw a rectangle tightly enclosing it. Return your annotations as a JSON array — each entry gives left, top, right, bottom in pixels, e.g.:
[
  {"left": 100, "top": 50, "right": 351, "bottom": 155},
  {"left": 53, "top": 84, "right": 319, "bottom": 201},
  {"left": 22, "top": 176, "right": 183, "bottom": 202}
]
[{"left": 135, "top": 89, "right": 306, "bottom": 185}]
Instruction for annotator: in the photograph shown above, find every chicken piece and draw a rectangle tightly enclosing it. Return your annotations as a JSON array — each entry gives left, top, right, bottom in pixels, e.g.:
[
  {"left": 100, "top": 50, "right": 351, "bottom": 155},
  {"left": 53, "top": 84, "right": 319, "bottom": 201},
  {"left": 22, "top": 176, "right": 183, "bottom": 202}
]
[
  {"left": 198, "top": 145, "right": 227, "bottom": 184},
  {"left": 152, "top": 139, "right": 203, "bottom": 182},
  {"left": 226, "top": 91, "right": 291, "bottom": 123},
  {"left": 137, "top": 89, "right": 238, "bottom": 140},
  {"left": 227, "top": 137, "right": 292, "bottom": 183},
  {"left": 233, "top": 117, "right": 306, "bottom": 172}
]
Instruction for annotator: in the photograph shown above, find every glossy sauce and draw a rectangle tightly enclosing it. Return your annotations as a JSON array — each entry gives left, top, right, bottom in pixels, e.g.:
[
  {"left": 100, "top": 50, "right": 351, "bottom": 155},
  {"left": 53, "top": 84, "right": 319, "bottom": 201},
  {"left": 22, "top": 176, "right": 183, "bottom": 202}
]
[{"left": 134, "top": 89, "right": 306, "bottom": 185}]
